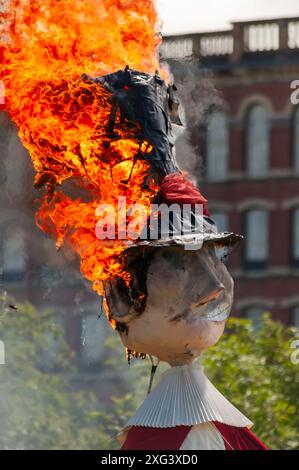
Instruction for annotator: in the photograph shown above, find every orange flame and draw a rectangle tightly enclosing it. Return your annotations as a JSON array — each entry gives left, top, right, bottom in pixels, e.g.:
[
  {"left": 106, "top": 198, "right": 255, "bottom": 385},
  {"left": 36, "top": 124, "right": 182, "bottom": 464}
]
[{"left": 0, "top": 0, "right": 165, "bottom": 300}]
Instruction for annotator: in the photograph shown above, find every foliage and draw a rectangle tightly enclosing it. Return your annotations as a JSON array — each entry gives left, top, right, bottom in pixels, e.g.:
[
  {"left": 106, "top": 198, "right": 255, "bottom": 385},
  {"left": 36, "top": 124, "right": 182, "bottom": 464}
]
[
  {"left": 203, "top": 315, "right": 299, "bottom": 450},
  {"left": 0, "top": 299, "right": 103, "bottom": 450},
  {"left": 0, "top": 299, "right": 298, "bottom": 450}
]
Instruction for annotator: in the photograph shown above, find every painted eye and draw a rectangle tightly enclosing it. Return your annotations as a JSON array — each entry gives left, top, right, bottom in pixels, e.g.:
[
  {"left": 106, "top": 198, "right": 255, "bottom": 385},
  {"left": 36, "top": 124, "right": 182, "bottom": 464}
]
[{"left": 216, "top": 247, "right": 228, "bottom": 262}]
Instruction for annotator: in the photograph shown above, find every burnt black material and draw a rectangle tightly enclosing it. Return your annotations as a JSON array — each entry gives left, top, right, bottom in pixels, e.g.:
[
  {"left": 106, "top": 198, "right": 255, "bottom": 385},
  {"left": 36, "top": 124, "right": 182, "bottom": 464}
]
[{"left": 82, "top": 67, "right": 182, "bottom": 178}]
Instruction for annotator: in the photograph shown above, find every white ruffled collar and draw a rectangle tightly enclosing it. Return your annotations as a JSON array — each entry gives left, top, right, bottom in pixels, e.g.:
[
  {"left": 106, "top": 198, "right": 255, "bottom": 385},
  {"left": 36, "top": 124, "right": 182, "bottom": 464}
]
[{"left": 126, "top": 362, "right": 252, "bottom": 428}]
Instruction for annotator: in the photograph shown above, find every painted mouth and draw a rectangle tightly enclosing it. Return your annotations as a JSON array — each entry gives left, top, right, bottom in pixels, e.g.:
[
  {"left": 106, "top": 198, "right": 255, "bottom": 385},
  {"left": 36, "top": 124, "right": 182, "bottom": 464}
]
[{"left": 195, "top": 287, "right": 225, "bottom": 308}]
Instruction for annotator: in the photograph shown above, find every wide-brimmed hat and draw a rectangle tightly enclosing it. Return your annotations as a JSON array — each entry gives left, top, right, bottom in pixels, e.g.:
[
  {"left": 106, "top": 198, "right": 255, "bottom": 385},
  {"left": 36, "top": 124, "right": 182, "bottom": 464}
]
[
  {"left": 124, "top": 212, "right": 242, "bottom": 259},
  {"left": 122, "top": 173, "right": 242, "bottom": 258}
]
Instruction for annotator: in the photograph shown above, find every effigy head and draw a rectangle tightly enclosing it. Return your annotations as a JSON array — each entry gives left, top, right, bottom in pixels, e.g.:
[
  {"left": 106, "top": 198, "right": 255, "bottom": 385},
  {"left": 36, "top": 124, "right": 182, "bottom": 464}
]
[
  {"left": 104, "top": 220, "right": 241, "bottom": 366},
  {"left": 92, "top": 67, "right": 243, "bottom": 365}
]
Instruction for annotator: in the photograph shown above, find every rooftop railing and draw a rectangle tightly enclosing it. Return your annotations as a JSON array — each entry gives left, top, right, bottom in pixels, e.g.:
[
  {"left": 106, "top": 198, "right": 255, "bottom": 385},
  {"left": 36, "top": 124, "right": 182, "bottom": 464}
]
[{"left": 161, "top": 17, "right": 299, "bottom": 61}]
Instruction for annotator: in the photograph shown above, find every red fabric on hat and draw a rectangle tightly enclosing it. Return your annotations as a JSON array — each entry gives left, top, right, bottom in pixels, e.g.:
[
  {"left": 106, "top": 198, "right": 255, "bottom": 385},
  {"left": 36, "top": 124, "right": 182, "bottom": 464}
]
[
  {"left": 121, "top": 426, "right": 191, "bottom": 451},
  {"left": 214, "top": 422, "right": 268, "bottom": 450},
  {"left": 160, "top": 174, "right": 210, "bottom": 216}
]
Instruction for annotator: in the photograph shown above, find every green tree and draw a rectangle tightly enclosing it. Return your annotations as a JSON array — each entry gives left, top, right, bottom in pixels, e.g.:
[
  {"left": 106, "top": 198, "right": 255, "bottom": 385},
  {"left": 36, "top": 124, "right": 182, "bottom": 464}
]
[
  {"left": 203, "top": 316, "right": 299, "bottom": 450},
  {"left": 0, "top": 298, "right": 298, "bottom": 450},
  {"left": 0, "top": 298, "right": 106, "bottom": 450}
]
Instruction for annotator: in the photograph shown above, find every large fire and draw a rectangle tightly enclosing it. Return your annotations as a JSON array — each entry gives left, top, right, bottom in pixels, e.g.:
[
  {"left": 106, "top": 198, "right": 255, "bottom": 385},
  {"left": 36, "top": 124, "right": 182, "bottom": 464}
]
[{"left": 0, "top": 0, "right": 165, "bottom": 299}]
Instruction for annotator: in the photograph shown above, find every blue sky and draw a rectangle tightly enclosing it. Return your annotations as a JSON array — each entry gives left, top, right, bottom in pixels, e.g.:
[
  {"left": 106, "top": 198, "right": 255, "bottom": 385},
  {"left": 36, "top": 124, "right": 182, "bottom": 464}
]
[{"left": 156, "top": 0, "right": 299, "bottom": 34}]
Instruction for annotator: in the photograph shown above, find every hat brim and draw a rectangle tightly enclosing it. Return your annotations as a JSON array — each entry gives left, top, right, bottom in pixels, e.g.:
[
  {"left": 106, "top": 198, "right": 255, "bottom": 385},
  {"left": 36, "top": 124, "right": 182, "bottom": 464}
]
[
  {"left": 127, "top": 232, "right": 243, "bottom": 250},
  {"left": 122, "top": 214, "right": 243, "bottom": 260}
]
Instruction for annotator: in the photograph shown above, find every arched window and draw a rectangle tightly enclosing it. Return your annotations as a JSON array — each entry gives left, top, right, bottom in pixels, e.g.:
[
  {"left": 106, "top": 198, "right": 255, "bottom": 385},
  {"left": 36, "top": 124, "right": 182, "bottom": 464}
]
[
  {"left": 292, "top": 208, "right": 299, "bottom": 266},
  {"left": 0, "top": 112, "right": 12, "bottom": 147},
  {"left": 212, "top": 211, "right": 229, "bottom": 232},
  {"left": 294, "top": 106, "right": 299, "bottom": 173},
  {"left": 5, "top": 127, "right": 27, "bottom": 198},
  {"left": 3, "top": 230, "right": 26, "bottom": 280},
  {"left": 244, "top": 306, "right": 265, "bottom": 330},
  {"left": 245, "top": 210, "right": 269, "bottom": 269},
  {"left": 206, "top": 110, "right": 229, "bottom": 182},
  {"left": 246, "top": 104, "right": 270, "bottom": 177}
]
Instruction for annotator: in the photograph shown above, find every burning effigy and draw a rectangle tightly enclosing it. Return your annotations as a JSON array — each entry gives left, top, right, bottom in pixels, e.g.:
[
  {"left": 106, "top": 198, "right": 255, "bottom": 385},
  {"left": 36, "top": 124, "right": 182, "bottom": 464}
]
[{"left": 0, "top": 0, "right": 267, "bottom": 450}]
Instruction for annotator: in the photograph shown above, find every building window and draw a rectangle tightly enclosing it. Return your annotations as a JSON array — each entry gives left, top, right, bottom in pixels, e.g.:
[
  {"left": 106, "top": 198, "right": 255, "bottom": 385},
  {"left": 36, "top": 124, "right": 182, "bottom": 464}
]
[
  {"left": 246, "top": 104, "right": 270, "bottom": 178},
  {"left": 0, "top": 112, "right": 13, "bottom": 146},
  {"left": 292, "top": 307, "right": 299, "bottom": 328},
  {"left": 245, "top": 306, "right": 265, "bottom": 329},
  {"left": 206, "top": 110, "right": 229, "bottom": 182},
  {"left": 212, "top": 212, "right": 229, "bottom": 232},
  {"left": 3, "top": 231, "right": 26, "bottom": 280},
  {"left": 80, "top": 312, "right": 106, "bottom": 368},
  {"left": 294, "top": 106, "right": 299, "bottom": 173},
  {"left": 292, "top": 208, "right": 299, "bottom": 267},
  {"left": 245, "top": 210, "right": 269, "bottom": 269}
]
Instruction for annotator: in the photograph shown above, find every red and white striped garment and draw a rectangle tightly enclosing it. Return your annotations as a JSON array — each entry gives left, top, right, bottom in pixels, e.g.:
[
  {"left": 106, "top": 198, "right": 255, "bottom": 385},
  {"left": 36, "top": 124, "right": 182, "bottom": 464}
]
[
  {"left": 122, "top": 422, "right": 268, "bottom": 450},
  {"left": 119, "top": 363, "right": 268, "bottom": 451}
]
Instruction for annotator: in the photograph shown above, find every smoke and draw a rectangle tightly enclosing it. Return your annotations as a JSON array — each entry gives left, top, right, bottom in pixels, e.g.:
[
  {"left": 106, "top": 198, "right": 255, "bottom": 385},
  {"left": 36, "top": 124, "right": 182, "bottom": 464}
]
[
  {"left": 0, "top": 112, "right": 14, "bottom": 300},
  {"left": 0, "top": 109, "right": 97, "bottom": 302},
  {"left": 0, "top": 2, "right": 225, "bottom": 449},
  {"left": 164, "top": 58, "right": 224, "bottom": 179}
]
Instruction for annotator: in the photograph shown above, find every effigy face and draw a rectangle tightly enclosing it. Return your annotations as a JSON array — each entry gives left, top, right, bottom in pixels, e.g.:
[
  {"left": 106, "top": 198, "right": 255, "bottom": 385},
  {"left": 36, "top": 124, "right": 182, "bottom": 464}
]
[{"left": 105, "top": 244, "right": 234, "bottom": 365}]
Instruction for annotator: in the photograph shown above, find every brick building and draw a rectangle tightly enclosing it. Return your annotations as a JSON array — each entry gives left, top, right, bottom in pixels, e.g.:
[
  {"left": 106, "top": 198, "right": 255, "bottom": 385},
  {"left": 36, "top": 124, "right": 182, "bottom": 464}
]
[
  {"left": 162, "top": 17, "right": 299, "bottom": 326},
  {"left": 1, "top": 16, "right": 299, "bottom": 381},
  {"left": 0, "top": 113, "right": 113, "bottom": 393}
]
